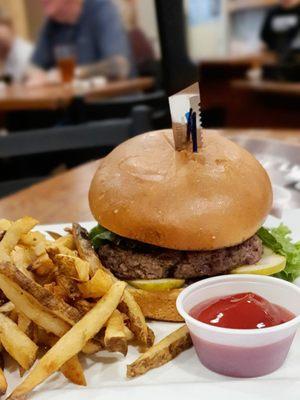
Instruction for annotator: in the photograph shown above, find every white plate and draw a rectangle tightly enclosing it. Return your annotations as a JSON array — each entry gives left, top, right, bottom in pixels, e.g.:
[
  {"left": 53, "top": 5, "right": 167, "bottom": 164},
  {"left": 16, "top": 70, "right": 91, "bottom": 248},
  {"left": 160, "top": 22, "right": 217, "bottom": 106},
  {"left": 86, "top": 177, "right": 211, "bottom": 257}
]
[{"left": 6, "top": 212, "right": 300, "bottom": 400}]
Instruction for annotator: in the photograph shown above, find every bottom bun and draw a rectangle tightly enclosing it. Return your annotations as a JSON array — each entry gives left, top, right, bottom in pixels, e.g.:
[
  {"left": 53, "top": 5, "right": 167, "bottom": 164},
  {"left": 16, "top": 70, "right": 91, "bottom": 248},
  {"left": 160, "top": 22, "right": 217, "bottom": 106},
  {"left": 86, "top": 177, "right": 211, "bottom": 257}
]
[{"left": 128, "top": 288, "right": 183, "bottom": 322}]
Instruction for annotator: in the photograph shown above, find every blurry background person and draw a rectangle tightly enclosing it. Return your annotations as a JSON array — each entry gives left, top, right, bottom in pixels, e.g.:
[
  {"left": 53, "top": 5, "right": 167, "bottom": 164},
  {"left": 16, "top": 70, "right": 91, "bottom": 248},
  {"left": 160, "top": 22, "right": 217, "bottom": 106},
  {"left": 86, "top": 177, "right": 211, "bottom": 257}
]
[
  {"left": 261, "top": 0, "right": 300, "bottom": 62},
  {"left": 117, "top": 0, "right": 156, "bottom": 76},
  {"left": 0, "top": 9, "right": 33, "bottom": 83},
  {"left": 26, "top": 0, "right": 133, "bottom": 86}
]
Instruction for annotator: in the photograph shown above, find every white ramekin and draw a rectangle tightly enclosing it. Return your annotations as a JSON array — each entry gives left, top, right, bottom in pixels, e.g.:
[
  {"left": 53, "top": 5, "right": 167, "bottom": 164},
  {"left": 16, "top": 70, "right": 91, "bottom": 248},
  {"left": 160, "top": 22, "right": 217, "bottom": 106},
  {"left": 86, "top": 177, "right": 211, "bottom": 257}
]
[{"left": 176, "top": 275, "right": 300, "bottom": 378}]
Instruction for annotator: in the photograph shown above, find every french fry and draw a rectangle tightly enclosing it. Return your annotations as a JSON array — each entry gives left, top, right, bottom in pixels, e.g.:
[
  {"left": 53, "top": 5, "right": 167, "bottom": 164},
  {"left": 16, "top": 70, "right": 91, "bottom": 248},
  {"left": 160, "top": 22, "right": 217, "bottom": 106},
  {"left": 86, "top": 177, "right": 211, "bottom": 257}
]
[
  {"left": 104, "top": 310, "right": 128, "bottom": 356},
  {"left": 79, "top": 270, "right": 149, "bottom": 345},
  {"left": 36, "top": 329, "right": 87, "bottom": 386},
  {"left": 60, "top": 356, "right": 87, "bottom": 386},
  {"left": 46, "top": 231, "right": 61, "bottom": 240},
  {"left": 0, "top": 262, "right": 82, "bottom": 324},
  {"left": 56, "top": 274, "right": 81, "bottom": 300},
  {"left": 17, "top": 314, "right": 32, "bottom": 377},
  {"left": 0, "top": 301, "right": 15, "bottom": 313},
  {"left": 137, "top": 326, "right": 156, "bottom": 353},
  {"left": 54, "top": 235, "right": 76, "bottom": 250},
  {"left": 0, "top": 219, "right": 11, "bottom": 231},
  {"left": 0, "top": 370, "right": 7, "bottom": 396},
  {"left": 146, "top": 326, "right": 155, "bottom": 348},
  {"left": 44, "top": 282, "right": 70, "bottom": 302},
  {"left": 127, "top": 325, "right": 192, "bottom": 378},
  {"left": 9, "top": 309, "right": 18, "bottom": 323},
  {"left": 20, "top": 231, "right": 47, "bottom": 249},
  {"left": 47, "top": 245, "right": 77, "bottom": 258},
  {"left": 0, "top": 273, "right": 71, "bottom": 337},
  {"left": 81, "top": 341, "right": 102, "bottom": 355},
  {"left": 0, "top": 217, "right": 38, "bottom": 262},
  {"left": 18, "top": 313, "right": 32, "bottom": 336},
  {"left": 37, "top": 328, "right": 103, "bottom": 356},
  {"left": 78, "top": 268, "right": 113, "bottom": 298},
  {"left": 73, "top": 223, "right": 149, "bottom": 345},
  {"left": 9, "top": 281, "right": 126, "bottom": 399},
  {"left": 31, "top": 253, "right": 55, "bottom": 276},
  {"left": 0, "top": 352, "right": 7, "bottom": 396},
  {"left": 72, "top": 223, "right": 100, "bottom": 276},
  {"left": 10, "top": 246, "right": 35, "bottom": 278},
  {"left": 0, "top": 312, "right": 38, "bottom": 370},
  {"left": 120, "top": 291, "right": 149, "bottom": 346},
  {"left": 123, "top": 326, "right": 134, "bottom": 342},
  {"left": 55, "top": 254, "right": 90, "bottom": 282},
  {"left": 73, "top": 299, "right": 94, "bottom": 314}
]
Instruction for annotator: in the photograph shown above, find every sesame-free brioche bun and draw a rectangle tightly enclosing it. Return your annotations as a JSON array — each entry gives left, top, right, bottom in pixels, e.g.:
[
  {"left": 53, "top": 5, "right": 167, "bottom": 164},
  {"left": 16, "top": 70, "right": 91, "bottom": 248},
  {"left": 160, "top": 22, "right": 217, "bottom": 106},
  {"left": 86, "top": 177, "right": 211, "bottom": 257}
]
[{"left": 89, "top": 129, "right": 272, "bottom": 250}]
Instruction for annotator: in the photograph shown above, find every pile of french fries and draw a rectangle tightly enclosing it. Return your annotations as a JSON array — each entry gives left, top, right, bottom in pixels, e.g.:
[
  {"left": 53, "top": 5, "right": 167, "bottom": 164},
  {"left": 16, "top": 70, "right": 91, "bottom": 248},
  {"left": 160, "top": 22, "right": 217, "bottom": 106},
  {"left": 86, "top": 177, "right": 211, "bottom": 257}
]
[{"left": 0, "top": 217, "right": 192, "bottom": 399}]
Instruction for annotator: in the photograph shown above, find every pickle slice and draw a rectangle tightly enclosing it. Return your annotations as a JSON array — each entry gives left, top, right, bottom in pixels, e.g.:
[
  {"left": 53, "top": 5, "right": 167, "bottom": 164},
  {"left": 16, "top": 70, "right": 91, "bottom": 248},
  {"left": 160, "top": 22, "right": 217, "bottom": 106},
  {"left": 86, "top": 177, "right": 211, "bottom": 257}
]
[
  {"left": 230, "top": 247, "right": 286, "bottom": 276},
  {"left": 127, "top": 278, "right": 185, "bottom": 292}
]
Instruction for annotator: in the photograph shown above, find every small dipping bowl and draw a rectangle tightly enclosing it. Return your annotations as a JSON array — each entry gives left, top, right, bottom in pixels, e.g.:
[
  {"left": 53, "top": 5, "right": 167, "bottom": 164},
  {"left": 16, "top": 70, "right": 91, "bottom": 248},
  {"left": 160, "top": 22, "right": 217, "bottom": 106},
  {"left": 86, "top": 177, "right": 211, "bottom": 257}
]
[{"left": 176, "top": 275, "right": 300, "bottom": 378}]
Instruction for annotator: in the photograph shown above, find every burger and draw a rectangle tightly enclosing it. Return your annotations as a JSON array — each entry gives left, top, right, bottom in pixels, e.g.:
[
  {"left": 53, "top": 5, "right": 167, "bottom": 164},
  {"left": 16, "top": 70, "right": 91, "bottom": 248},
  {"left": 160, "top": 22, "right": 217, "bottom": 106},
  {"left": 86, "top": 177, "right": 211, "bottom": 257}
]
[{"left": 88, "top": 129, "right": 273, "bottom": 321}]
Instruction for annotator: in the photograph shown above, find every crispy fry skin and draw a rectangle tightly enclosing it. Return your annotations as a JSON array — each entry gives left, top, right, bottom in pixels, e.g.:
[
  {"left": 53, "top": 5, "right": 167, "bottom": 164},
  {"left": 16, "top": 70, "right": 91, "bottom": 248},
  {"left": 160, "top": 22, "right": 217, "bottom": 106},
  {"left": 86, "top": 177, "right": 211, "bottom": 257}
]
[
  {"left": 81, "top": 341, "right": 103, "bottom": 355},
  {"left": 46, "top": 231, "right": 61, "bottom": 240},
  {"left": 73, "top": 224, "right": 149, "bottom": 345},
  {"left": 104, "top": 310, "right": 128, "bottom": 356},
  {"left": 31, "top": 253, "right": 55, "bottom": 276},
  {"left": 0, "top": 274, "right": 71, "bottom": 337},
  {"left": 72, "top": 223, "right": 101, "bottom": 277},
  {"left": 44, "top": 282, "right": 69, "bottom": 302},
  {"left": 0, "top": 301, "right": 15, "bottom": 313},
  {"left": 78, "top": 269, "right": 113, "bottom": 298},
  {"left": 47, "top": 245, "right": 77, "bottom": 259},
  {"left": 146, "top": 327, "right": 155, "bottom": 348},
  {"left": 73, "top": 299, "right": 95, "bottom": 314},
  {"left": 55, "top": 275, "right": 81, "bottom": 301},
  {"left": 10, "top": 246, "right": 35, "bottom": 278},
  {"left": 0, "top": 263, "right": 82, "bottom": 325},
  {"left": 0, "top": 350, "right": 7, "bottom": 395},
  {"left": 9, "top": 281, "right": 126, "bottom": 399},
  {"left": 127, "top": 325, "right": 192, "bottom": 378},
  {"left": 60, "top": 355, "right": 87, "bottom": 386},
  {"left": 0, "top": 312, "right": 38, "bottom": 370},
  {"left": 17, "top": 314, "right": 32, "bottom": 377},
  {"left": 0, "top": 367, "right": 7, "bottom": 396},
  {"left": 54, "top": 235, "right": 76, "bottom": 250},
  {"left": 0, "top": 217, "right": 38, "bottom": 262},
  {"left": 55, "top": 254, "right": 90, "bottom": 282},
  {"left": 119, "top": 291, "right": 149, "bottom": 346}
]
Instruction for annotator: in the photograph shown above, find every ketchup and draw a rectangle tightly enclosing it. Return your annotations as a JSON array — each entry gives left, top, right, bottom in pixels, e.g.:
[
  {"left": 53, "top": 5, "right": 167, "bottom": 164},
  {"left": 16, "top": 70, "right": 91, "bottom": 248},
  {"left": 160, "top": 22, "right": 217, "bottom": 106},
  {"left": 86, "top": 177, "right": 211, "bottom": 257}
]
[{"left": 190, "top": 292, "right": 294, "bottom": 329}]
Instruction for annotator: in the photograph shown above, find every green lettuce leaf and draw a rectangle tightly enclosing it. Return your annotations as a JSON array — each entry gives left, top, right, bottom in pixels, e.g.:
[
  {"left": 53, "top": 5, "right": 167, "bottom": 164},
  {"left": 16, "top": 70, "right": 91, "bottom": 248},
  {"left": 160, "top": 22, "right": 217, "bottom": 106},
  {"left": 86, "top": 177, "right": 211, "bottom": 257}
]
[
  {"left": 89, "top": 224, "right": 117, "bottom": 250},
  {"left": 257, "top": 224, "right": 300, "bottom": 282}
]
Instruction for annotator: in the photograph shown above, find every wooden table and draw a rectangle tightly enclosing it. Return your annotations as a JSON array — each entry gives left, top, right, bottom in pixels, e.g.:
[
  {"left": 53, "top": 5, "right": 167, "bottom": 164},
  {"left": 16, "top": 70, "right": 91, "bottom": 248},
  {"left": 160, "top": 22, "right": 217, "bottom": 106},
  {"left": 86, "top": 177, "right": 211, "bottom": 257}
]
[
  {"left": 232, "top": 79, "right": 300, "bottom": 96},
  {"left": 0, "top": 77, "right": 154, "bottom": 111},
  {"left": 0, "top": 160, "right": 99, "bottom": 223},
  {"left": 224, "top": 79, "right": 300, "bottom": 128},
  {"left": 0, "top": 129, "right": 300, "bottom": 224}
]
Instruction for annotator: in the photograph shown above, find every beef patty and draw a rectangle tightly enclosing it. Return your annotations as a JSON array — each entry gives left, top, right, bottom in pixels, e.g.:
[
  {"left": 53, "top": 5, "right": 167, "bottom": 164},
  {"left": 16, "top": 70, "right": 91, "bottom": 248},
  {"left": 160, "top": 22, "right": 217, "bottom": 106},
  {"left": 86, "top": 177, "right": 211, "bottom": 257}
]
[{"left": 98, "top": 235, "right": 263, "bottom": 280}]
